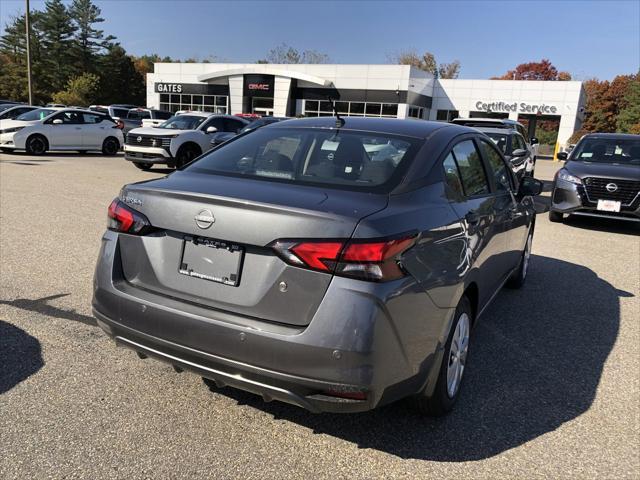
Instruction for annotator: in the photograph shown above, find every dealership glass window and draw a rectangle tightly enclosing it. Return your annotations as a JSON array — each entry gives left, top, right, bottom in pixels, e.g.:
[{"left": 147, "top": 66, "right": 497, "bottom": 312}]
[
  {"left": 303, "top": 100, "right": 397, "bottom": 118},
  {"left": 436, "top": 109, "right": 459, "bottom": 122},
  {"left": 159, "top": 93, "right": 228, "bottom": 114},
  {"left": 408, "top": 106, "right": 424, "bottom": 119}
]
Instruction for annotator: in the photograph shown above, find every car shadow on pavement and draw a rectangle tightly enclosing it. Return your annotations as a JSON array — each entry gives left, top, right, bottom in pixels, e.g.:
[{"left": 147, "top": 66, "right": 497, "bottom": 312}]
[
  {"left": 0, "top": 293, "right": 97, "bottom": 327},
  {"left": 213, "top": 254, "right": 627, "bottom": 461},
  {"left": 0, "top": 320, "right": 44, "bottom": 394}
]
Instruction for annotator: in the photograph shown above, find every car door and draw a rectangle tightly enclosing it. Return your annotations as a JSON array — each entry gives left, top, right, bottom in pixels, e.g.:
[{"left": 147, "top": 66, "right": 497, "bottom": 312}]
[
  {"left": 477, "top": 137, "right": 526, "bottom": 272},
  {"left": 444, "top": 137, "right": 508, "bottom": 306},
  {"left": 82, "top": 112, "right": 110, "bottom": 148},
  {"left": 44, "top": 111, "right": 83, "bottom": 148}
]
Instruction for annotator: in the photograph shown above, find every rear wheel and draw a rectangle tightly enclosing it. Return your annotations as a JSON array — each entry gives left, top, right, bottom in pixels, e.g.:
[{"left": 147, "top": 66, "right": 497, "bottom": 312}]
[
  {"left": 25, "top": 134, "right": 48, "bottom": 155},
  {"left": 506, "top": 231, "right": 532, "bottom": 289},
  {"left": 413, "top": 296, "right": 472, "bottom": 416},
  {"left": 133, "top": 162, "right": 152, "bottom": 171},
  {"left": 101, "top": 137, "right": 120, "bottom": 156},
  {"left": 175, "top": 144, "right": 201, "bottom": 168},
  {"left": 549, "top": 210, "right": 564, "bottom": 223}
]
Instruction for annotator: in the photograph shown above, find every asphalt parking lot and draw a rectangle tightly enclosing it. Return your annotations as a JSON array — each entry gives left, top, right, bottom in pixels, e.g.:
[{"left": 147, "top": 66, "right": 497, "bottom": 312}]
[{"left": 1, "top": 151, "right": 638, "bottom": 479}]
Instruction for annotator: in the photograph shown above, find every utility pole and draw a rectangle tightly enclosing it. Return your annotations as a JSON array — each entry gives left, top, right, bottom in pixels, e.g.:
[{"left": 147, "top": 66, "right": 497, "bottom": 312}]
[{"left": 25, "top": 0, "right": 33, "bottom": 105}]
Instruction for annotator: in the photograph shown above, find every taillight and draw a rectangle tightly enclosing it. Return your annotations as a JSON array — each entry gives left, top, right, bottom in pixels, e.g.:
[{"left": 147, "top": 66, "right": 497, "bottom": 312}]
[
  {"left": 114, "top": 120, "right": 124, "bottom": 129},
  {"left": 271, "top": 234, "right": 416, "bottom": 282},
  {"left": 107, "top": 198, "right": 151, "bottom": 234}
]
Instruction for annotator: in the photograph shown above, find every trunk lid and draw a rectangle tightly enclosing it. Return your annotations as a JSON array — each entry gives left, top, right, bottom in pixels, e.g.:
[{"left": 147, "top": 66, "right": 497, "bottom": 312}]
[{"left": 117, "top": 171, "right": 388, "bottom": 326}]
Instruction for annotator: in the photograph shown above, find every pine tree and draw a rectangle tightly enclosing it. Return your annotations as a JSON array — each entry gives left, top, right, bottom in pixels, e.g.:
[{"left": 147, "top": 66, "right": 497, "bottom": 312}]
[
  {"left": 616, "top": 78, "right": 640, "bottom": 134},
  {"left": 40, "top": 0, "right": 77, "bottom": 93},
  {"left": 69, "top": 0, "right": 114, "bottom": 73},
  {"left": 98, "top": 44, "right": 145, "bottom": 105}
]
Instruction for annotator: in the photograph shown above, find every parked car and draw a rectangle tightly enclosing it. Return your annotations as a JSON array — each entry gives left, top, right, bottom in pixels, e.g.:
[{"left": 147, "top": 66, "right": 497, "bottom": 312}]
[
  {"left": 93, "top": 117, "right": 542, "bottom": 415},
  {"left": 549, "top": 133, "right": 640, "bottom": 223},
  {"left": 130, "top": 108, "right": 173, "bottom": 128},
  {"left": 0, "top": 107, "right": 123, "bottom": 155},
  {"left": 210, "top": 116, "right": 288, "bottom": 147},
  {"left": 477, "top": 127, "right": 535, "bottom": 179},
  {"left": 0, "top": 99, "right": 21, "bottom": 105},
  {"left": 124, "top": 113, "right": 249, "bottom": 170},
  {"left": 89, "top": 104, "right": 138, "bottom": 122},
  {"left": 452, "top": 118, "right": 539, "bottom": 159},
  {"left": 0, "top": 105, "right": 37, "bottom": 120}
]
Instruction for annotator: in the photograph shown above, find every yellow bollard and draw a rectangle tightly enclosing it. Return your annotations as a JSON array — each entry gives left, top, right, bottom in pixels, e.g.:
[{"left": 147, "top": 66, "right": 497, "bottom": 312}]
[{"left": 553, "top": 141, "right": 560, "bottom": 162}]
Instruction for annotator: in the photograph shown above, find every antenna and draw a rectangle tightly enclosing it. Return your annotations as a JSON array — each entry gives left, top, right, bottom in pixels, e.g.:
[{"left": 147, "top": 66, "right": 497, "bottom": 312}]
[{"left": 328, "top": 96, "right": 345, "bottom": 128}]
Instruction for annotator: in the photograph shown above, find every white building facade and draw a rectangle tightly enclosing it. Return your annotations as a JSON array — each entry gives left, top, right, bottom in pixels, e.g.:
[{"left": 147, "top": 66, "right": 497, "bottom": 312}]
[{"left": 147, "top": 63, "right": 586, "bottom": 146}]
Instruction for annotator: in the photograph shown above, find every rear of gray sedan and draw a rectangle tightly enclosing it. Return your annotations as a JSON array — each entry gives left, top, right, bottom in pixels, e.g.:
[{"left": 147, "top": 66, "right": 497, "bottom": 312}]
[{"left": 92, "top": 118, "right": 463, "bottom": 413}]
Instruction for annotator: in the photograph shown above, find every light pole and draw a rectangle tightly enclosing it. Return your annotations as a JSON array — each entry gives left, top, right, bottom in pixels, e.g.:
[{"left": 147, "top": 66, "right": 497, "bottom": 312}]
[{"left": 25, "top": 0, "right": 33, "bottom": 104}]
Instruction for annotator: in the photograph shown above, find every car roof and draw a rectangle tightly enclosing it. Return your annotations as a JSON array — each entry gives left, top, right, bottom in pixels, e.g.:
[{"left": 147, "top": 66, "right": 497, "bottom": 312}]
[
  {"left": 267, "top": 116, "right": 469, "bottom": 139},
  {"left": 581, "top": 133, "right": 640, "bottom": 140}
]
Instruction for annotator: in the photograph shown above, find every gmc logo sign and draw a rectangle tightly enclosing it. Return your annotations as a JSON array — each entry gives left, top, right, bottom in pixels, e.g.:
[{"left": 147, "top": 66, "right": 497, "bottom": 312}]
[{"left": 248, "top": 83, "right": 270, "bottom": 91}]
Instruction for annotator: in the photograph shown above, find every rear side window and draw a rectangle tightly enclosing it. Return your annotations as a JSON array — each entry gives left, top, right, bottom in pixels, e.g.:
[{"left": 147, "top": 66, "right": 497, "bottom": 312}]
[
  {"left": 443, "top": 153, "right": 464, "bottom": 197},
  {"left": 451, "top": 140, "right": 489, "bottom": 196},
  {"left": 83, "top": 113, "right": 104, "bottom": 124},
  {"left": 187, "top": 127, "right": 419, "bottom": 192},
  {"left": 479, "top": 139, "right": 513, "bottom": 192}
]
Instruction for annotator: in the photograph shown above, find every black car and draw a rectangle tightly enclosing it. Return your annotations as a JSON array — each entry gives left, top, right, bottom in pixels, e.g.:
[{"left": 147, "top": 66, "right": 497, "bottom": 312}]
[
  {"left": 550, "top": 133, "right": 640, "bottom": 223},
  {"left": 210, "top": 116, "right": 288, "bottom": 146}
]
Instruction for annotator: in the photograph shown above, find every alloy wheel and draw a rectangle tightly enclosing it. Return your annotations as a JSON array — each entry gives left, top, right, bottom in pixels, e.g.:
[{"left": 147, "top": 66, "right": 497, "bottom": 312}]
[{"left": 447, "top": 312, "right": 470, "bottom": 398}]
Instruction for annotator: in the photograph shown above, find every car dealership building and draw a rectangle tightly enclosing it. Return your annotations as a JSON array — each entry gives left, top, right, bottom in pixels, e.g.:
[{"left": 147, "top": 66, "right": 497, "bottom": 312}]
[{"left": 147, "top": 63, "right": 586, "bottom": 147}]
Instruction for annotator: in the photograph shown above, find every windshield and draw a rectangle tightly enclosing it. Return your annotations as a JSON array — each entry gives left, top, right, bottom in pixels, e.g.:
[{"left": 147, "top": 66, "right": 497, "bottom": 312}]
[
  {"left": 16, "top": 108, "right": 55, "bottom": 121},
  {"left": 485, "top": 133, "right": 509, "bottom": 153},
  {"left": 570, "top": 138, "right": 640, "bottom": 165},
  {"left": 157, "top": 115, "right": 207, "bottom": 130},
  {"left": 186, "top": 127, "right": 419, "bottom": 191}
]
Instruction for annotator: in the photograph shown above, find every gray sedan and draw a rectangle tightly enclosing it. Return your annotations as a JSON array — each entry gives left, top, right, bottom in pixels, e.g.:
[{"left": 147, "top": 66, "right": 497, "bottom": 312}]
[{"left": 92, "top": 117, "right": 542, "bottom": 415}]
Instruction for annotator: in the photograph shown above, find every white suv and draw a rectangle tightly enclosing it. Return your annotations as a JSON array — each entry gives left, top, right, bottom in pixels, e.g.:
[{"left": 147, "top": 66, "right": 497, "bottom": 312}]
[
  {"left": 0, "top": 107, "right": 124, "bottom": 155},
  {"left": 124, "top": 112, "right": 248, "bottom": 170}
]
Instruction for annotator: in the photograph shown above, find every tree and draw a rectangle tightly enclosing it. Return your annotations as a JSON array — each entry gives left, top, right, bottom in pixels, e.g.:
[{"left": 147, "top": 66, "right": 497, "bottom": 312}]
[
  {"left": 389, "top": 50, "right": 437, "bottom": 76},
  {"left": 69, "top": 0, "right": 114, "bottom": 73},
  {"left": 97, "top": 44, "right": 145, "bottom": 105},
  {"left": 259, "top": 43, "right": 331, "bottom": 64},
  {"left": 616, "top": 77, "right": 640, "bottom": 134},
  {"left": 492, "top": 59, "right": 571, "bottom": 81},
  {"left": 439, "top": 60, "right": 461, "bottom": 79},
  {"left": 132, "top": 53, "right": 174, "bottom": 78},
  {"left": 40, "top": 0, "right": 77, "bottom": 92},
  {"left": 52, "top": 72, "right": 99, "bottom": 105}
]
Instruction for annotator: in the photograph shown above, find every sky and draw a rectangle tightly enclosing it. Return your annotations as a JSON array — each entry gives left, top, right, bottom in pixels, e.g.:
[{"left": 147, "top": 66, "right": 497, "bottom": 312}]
[{"left": 0, "top": 0, "right": 638, "bottom": 80}]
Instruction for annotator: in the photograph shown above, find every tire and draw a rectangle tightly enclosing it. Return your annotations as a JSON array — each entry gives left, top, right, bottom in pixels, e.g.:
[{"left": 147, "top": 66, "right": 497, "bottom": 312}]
[
  {"left": 133, "top": 162, "right": 152, "bottom": 171},
  {"left": 548, "top": 210, "right": 564, "bottom": 223},
  {"left": 413, "top": 296, "right": 472, "bottom": 416},
  {"left": 25, "top": 134, "right": 48, "bottom": 155},
  {"left": 101, "top": 137, "right": 120, "bottom": 156},
  {"left": 506, "top": 231, "right": 533, "bottom": 289},
  {"left": 175, "top": 144, "right": 201, "bottom": 169}
]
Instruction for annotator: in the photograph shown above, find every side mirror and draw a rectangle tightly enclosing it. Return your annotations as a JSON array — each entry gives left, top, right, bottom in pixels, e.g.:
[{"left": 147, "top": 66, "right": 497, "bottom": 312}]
[
  {"left": 519, "top": 176, "right": 543, "bottom": 196},
  {"left": 206, "top": 126, "right": 218, "bottom": 134},
  {"left": 557, "top": 151, "right": 568, "bottom": 161},
  {"left": 52, "top": 118, "right": 63, "bottom": 125},
  {"left": 511, "top": 148, "right": 528, "bottom": 157},
  {"left": 530, "top": 137, "right": 539, "bottom": 145}
]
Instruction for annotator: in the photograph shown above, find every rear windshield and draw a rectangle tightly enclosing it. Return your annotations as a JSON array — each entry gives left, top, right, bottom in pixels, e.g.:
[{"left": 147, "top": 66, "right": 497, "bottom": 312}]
[
  {"left": 127, "top": 110, "right": 151, "bottom": 120},
  {"left": 485, "top": 133, "right": 508, "bottom": 153},
  {"left": 186, "top": 127, "right": 420, "bottom": 191},
  {"left": 570, "top": 138, "right": 640, "bottom": 165},
  {"left": 157, "top": 115, "right": 206, "bottom": 130},
  {"left": 16, "top": 108, "right": 55, "bottom": 121}
]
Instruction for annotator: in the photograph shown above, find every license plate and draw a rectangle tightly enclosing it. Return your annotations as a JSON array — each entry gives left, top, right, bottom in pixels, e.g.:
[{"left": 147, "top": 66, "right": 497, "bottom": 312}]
[
  {"left": 597, "top": 199, "right": 621, "bottom": 212},
  {"left": 179, "top": 237, "right": 243, "bottom": 286}
]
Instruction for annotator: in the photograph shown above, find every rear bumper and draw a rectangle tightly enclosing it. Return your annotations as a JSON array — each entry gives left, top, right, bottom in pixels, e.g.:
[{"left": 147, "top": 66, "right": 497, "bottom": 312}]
[
  {"left": 550, "top": 180, "right": 640, "bottom": 222},
  {"left": 92, "top": 231, "right": 453, "bottom": 413}
]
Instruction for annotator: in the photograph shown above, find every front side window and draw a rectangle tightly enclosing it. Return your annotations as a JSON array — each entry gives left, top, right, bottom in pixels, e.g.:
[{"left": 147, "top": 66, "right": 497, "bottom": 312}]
[
  {"left": 451, "top": 140, "right": 490, "bottom": 196},
  {"left": 186, "top": 127, "right": 419, "bottom": 191},
  {"left": 51, "top": 111, "right": 82, "bottom": 124},
  {"left": 16, "top": 108, "right": 56, "bottom": 121},
  {"left": 513, "top": 134, "right": 527, "bottom": 151},
  {"left": 479, "top": 139, "right": 513, "bottom": 192}
]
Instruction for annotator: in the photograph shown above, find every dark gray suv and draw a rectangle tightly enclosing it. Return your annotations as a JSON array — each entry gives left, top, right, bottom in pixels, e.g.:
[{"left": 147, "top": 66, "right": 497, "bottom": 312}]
[{"left": 92, "top": 117, "right": 542, "bottom": 415}]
